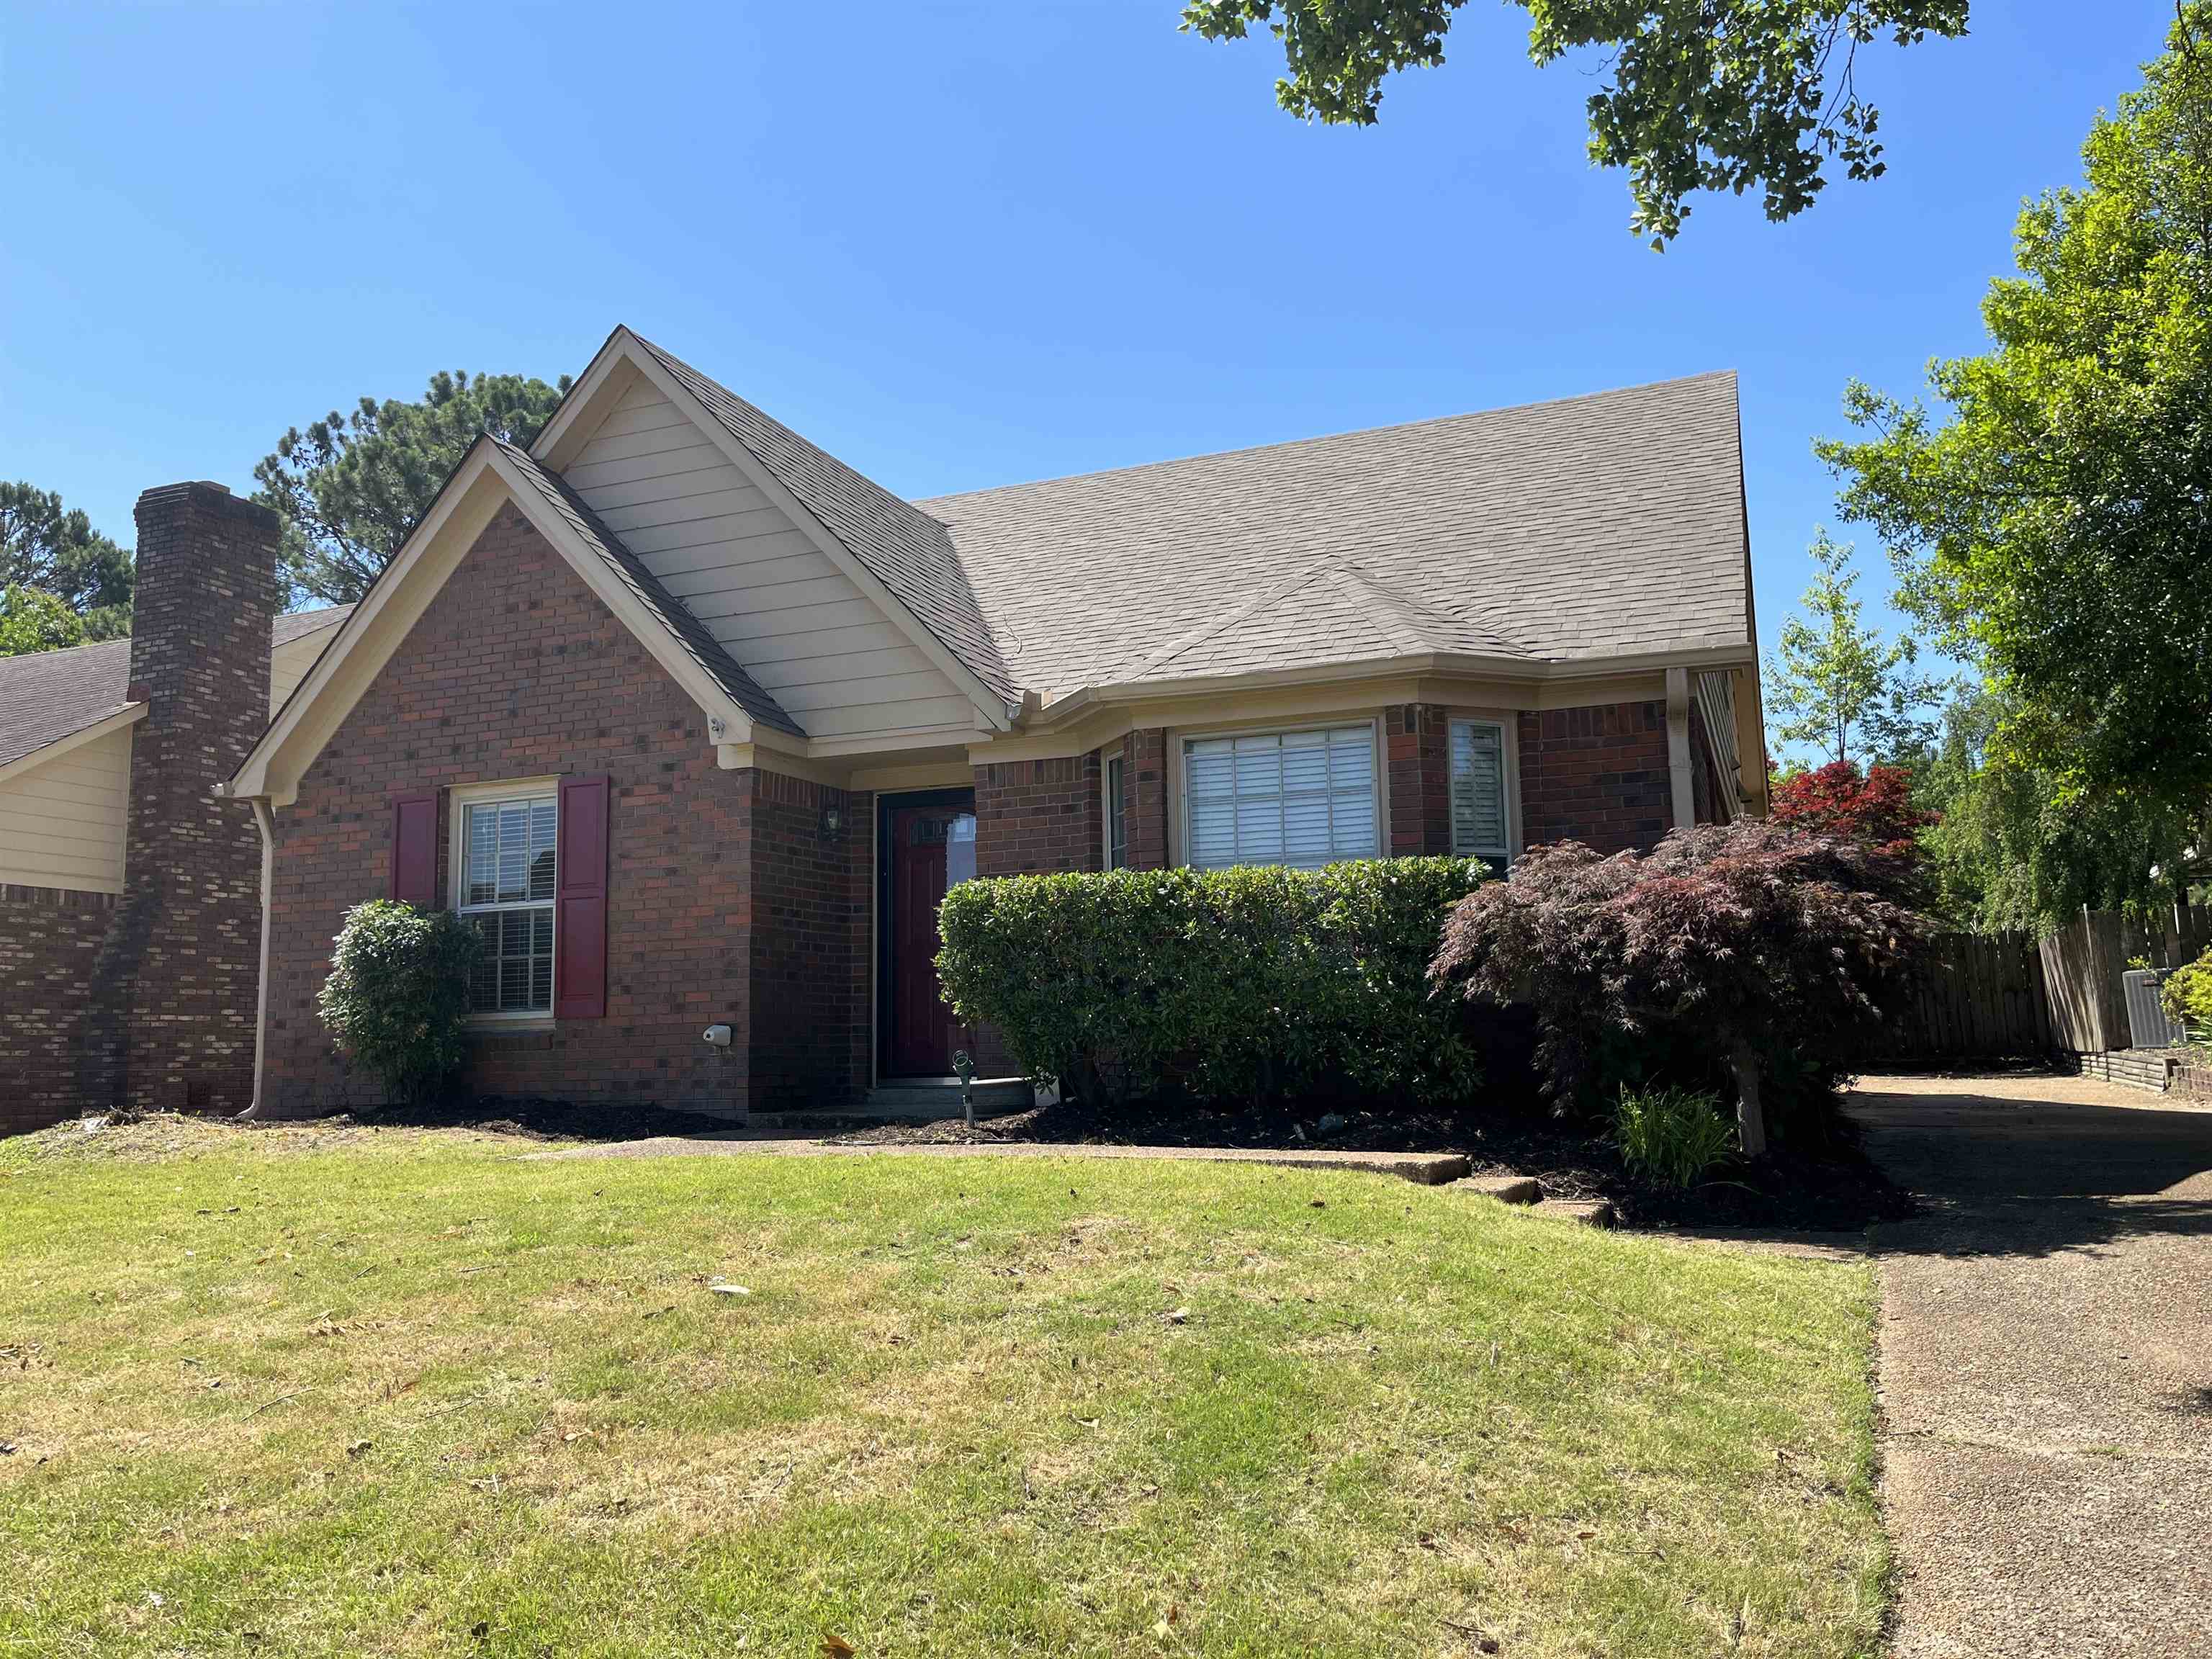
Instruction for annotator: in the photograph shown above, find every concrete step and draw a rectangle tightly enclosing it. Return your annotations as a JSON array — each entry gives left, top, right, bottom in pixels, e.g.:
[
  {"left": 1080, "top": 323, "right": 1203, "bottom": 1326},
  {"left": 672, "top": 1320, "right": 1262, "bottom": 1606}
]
[{"left": 862, "top": 1078, "right": 1033, "bottom": 1116}]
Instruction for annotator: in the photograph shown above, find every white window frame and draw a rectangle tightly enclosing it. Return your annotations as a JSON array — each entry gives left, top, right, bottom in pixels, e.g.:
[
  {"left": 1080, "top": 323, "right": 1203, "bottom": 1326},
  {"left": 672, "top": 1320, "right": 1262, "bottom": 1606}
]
[
  {"left": 1447, "top": 716, "right": 1519, "bottom": 867},
  {"left": 1103, "top": 750, "right": 1128, "bottom": 870},
  {"left": 449, "top": 776, "right": 562, "bottom": 1025},
  {"left": 1176, "top": 718, "right": 1384, "bottom": 871}
]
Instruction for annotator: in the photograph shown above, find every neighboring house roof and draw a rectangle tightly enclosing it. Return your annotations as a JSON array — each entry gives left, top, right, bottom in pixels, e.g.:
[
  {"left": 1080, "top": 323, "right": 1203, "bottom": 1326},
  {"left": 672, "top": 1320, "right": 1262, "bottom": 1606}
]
[
  {"left": 0, "top": 606, "right": 354, "bottom": 772},
  {"left": 0, "top": 638, "right": 135, "bottom": 770},
  {"left": 914, "top": 370, "right": 1749, "bottom": 701},
  {"left": 491, "top": 439, "right": 803, "bottom": 737},
  {"left": 629, "top": 332, "right": 1020, "bottom": 714},
  {"left": 273, "top": 606, "right": 354, "bottom": 647}
]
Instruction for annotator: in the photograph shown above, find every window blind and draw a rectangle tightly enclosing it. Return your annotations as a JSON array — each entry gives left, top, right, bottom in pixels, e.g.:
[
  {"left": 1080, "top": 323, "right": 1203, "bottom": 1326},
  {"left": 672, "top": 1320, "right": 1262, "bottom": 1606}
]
[
  {"left": 1449, "top": 719, "right": 1509, "bottom": 858},
  {"left": 1185, "top": 727, "right": 1377, "bottom": 871}
]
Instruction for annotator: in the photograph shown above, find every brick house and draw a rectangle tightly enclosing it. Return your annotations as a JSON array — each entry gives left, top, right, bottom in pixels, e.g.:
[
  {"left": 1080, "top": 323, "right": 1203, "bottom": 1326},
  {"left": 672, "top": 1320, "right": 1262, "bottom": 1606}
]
[{"left": 212, "top": 326, "right": 1766, "bottom": 1120}]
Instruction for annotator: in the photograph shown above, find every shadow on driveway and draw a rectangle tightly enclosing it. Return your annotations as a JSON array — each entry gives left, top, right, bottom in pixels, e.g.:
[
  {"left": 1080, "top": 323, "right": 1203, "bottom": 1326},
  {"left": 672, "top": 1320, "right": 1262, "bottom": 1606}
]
[{"left": 1851, "top": 1071, "right": 2212, "bottom": 1261}]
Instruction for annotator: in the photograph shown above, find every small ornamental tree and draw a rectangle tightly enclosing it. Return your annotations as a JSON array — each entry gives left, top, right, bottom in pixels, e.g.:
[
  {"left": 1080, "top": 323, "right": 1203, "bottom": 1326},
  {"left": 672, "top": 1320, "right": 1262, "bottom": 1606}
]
[
  {"left": 317, "top": 899, "right": 483, "bottom": 1106},
  {"left": 1429, "top": 821, "right": 1928, "bottom": 1155},
  {"left": 1769, "top": 760, "right": 1936, "bottom": 860}
]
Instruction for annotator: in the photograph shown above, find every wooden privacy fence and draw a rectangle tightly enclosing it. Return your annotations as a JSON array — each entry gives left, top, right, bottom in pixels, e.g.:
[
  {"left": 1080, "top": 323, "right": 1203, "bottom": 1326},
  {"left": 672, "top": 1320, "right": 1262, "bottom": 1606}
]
[{"left": 1874, "top": 903, "right": 2212, "bottom": 1061}]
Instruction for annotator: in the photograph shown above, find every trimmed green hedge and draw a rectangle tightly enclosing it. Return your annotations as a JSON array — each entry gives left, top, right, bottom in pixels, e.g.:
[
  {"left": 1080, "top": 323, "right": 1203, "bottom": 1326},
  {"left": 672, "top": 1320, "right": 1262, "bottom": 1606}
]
[{"left": 935, "top": 858, "right": 1485, "bottom": 1108}]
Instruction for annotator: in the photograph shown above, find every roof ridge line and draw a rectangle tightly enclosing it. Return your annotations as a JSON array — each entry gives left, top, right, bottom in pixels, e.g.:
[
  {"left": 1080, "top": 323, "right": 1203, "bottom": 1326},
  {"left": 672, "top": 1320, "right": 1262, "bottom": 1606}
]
[{"left": 910, "top": 369, "right": 1740, "bottom": 509}]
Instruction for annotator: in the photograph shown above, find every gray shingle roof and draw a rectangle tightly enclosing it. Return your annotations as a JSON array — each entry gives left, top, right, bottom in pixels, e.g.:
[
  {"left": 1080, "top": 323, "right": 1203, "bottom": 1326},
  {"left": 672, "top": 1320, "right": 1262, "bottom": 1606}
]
[
  {"left": 631, "top": 332, "right": 1020, "bottom": 715},
  {"left": 914, "top": 371, "right": 1750, "bottom": 701},
  {"left": 273, "top": 605, "right": 352, "bottom": 647},
  {"left": 0, "top": 606, "right": 354, "bottom": 772},
  {"left": 491, "top": 438, "right": 804, "bottom": 737}
]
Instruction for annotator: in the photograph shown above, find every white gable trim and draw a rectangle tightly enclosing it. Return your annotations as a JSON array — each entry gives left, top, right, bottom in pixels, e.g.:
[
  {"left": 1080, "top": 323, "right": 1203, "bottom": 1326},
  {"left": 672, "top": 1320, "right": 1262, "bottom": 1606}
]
[
  {"left": 531, "top": 327, "right": 1013, "bottom": 734},
  {"left": 0, "top": 702, "right": 147, "bottom": 790},
  {"left": 226, "top": 439, "right": 757, "bottom": 806}
]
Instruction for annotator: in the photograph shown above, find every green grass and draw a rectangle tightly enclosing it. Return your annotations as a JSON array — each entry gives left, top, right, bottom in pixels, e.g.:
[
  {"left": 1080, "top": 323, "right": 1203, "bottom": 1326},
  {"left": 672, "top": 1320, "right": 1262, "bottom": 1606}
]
[{"left": 0, "top": 1117, "right": 1887, "bottom": 1658}]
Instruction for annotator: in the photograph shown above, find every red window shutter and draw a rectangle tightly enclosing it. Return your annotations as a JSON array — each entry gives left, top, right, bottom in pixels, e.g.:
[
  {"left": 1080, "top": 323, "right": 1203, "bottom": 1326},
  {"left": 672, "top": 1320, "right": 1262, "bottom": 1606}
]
[
  {"left": 554, "top": 774, "right": 610, "bottom": 1020},
  {"left": 390, "top": 793, "right": 438, "bottom": 909}
]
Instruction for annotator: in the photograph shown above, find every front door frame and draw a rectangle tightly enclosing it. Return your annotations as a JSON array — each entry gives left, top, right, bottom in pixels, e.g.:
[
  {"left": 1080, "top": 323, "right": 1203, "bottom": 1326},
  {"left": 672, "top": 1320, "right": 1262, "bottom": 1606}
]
[{"left": 875, "top": 786, "right": 977, "bottom": 1082}]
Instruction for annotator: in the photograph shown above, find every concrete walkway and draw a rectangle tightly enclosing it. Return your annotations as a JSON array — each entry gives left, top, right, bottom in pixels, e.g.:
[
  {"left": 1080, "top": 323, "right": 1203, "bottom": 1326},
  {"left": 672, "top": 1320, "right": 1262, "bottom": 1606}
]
[
  {"left": 534, "top": 1135, "right": 1488, "bottom": 1188},
  {"left": 1851, "top": 1072, "right": 2212, "bottom": 1658}
]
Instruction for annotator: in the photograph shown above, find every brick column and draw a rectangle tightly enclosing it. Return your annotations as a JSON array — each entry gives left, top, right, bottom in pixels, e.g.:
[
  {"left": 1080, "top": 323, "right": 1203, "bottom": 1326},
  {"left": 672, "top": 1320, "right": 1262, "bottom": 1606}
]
[
  {"left": 1123, "top": 729, "right": 1170, "bottom": 869},
  {"left": 84, "top": 483, "right": 278, "bottom": 1112},
  {"left": 1386, "top": 704, "right": 1451, "bottom": 855}
]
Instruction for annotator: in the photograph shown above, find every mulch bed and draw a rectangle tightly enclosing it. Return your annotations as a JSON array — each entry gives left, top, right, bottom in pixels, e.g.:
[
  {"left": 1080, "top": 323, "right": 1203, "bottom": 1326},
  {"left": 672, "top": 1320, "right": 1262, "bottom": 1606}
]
[{"left": 828, "top": 1094, "right": 1913, "bottom": 1233}]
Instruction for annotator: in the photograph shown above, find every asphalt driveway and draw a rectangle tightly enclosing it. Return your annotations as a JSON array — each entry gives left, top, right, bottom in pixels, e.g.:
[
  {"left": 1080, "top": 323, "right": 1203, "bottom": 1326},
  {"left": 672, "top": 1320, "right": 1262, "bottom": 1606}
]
[{"left": 1851, "top": 1071, "right": 2212, "bottom": 1658}]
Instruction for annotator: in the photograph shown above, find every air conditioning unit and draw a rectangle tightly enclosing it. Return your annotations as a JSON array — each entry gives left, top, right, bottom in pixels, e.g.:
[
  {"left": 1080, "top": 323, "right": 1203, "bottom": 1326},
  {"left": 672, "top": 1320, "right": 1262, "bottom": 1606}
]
[{"left": 2122, "top": 969, "right": 2184, "bottom": 1050}]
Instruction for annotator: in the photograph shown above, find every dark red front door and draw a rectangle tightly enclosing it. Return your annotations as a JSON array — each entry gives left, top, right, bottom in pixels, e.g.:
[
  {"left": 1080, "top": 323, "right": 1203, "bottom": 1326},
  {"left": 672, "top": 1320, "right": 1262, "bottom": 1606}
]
[{"left": 887, "top": 801, "right": 976, "bottom": 1076}]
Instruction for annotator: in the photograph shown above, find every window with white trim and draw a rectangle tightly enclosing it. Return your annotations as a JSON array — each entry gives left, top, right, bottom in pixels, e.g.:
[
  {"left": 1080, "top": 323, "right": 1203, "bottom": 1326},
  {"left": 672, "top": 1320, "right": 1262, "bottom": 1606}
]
[
  {"left": 457, "top": 791, "right": 557, "bottom": 1015},
  {"left": 1105, "top": 752, "right": 1128, "bottom": 870},
  {"left": 1449, "top": 719, "right": 1511, "bottom": 865},
  {"left": 1184, "top": 726, "right": 1377, "bottom": 871}
]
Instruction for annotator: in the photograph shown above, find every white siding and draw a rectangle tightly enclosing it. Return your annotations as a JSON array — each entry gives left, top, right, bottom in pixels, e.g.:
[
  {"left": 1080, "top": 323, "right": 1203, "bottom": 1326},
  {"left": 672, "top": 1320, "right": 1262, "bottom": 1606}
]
[
  {"left": 0, "top": 724, "right": 132, "bottom": 893},
  {"left": 269, "top": 627, "right": 341, "bottom": 714},
  {"left": 562, "top": 380, "right": 969, "bottom": 744}
]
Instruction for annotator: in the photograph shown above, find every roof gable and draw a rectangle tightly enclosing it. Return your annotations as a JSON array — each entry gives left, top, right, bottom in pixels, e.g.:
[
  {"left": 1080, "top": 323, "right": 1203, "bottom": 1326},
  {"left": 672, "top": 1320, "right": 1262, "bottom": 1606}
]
[{"left": 230, "top": 439, "right": 795, "bottom": 804}]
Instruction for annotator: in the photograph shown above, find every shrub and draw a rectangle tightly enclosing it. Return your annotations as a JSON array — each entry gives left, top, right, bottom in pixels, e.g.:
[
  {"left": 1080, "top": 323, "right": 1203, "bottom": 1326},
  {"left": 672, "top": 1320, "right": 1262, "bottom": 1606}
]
[
  {"left": 317, "top": 899, "right": 483, "bottom": 1105},
  {"left": 936, "top": 858, "right": 1485, "bottom": 1109},
  {"left": 1611, "top": 1085, "right": 1737, "bottom": 1190},
  {"left": 2162, "top": 950, "right": 2212, "bottom": 1042},
  {"left": 1429, "top": 821, "right": 1929, "bottom": 1155}
]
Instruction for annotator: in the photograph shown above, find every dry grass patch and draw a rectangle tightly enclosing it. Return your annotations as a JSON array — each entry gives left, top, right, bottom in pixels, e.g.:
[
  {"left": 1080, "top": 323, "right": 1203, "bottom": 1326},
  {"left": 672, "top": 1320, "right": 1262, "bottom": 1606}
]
[{"left": 1, "top": 1114, "right": 1885, "bottom": 1658}]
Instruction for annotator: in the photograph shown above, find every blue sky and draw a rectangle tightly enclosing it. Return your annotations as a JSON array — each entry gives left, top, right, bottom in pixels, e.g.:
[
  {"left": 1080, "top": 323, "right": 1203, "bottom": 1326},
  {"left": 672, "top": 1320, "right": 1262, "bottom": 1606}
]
[{"left": 0, "top": 2, "right": 2170, "bottom": 675}]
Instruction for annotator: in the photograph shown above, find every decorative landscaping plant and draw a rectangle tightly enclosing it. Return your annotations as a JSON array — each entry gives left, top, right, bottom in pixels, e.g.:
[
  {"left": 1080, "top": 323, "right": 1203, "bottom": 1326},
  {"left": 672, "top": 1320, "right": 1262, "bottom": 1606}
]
[
  {"left": 2162, "top": 949, "right": 2212, "bottom": 1045},
  {"left": 317, "top": 899, "right": 484, "bottom": 1106},
  {"left": 1429, "top": 821, "right": 1929, "bottom": 1156},
  {"left": 936, "top": 857, "right": 1485, "bottom": 1110},
  {"left": 1611, "top": 1084, "right": 1738, "bottom": 1190}
]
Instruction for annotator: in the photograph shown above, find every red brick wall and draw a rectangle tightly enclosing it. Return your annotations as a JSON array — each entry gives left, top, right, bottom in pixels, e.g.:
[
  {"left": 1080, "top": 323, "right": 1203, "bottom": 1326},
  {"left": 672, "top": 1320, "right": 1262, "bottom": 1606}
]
[
  {"left": 1516, "top": 700, "right": 1673, "bottom": 854},
  {"left": 743, "top": 768, "right": 873, "bottom": 1112},
  {"left": 261, "top": 504, "right": 871, "bottom": 1118},
  {"left": 973, "top": 753, "right": 1102, "bottom": 877},
  {"left": 0, "top": 887, "right": 121, "bottom": 1136}
]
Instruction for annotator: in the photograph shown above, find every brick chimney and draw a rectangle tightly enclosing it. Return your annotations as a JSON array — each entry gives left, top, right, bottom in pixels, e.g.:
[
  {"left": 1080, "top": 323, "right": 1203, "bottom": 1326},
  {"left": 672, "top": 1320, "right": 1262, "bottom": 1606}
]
[{"left": 81, "top": 482, "right": 280, "bottom": 1111}]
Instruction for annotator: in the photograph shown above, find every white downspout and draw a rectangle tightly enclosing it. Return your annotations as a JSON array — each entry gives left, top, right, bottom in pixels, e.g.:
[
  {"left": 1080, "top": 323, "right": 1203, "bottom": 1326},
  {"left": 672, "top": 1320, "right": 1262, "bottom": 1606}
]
[
  {"left": 246, "top": 796, "right": 275, "bottom": 1119},
  {"left": 1664, "top": 667, "right": 1695, "bottom": 832}
]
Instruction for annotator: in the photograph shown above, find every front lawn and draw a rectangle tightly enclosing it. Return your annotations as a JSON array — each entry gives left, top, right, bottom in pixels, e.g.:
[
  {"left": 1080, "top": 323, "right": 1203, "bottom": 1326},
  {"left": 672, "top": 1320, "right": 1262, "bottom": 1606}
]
[{"left": 0, "top": 1118, "right": 1886, "bottom": 1658}]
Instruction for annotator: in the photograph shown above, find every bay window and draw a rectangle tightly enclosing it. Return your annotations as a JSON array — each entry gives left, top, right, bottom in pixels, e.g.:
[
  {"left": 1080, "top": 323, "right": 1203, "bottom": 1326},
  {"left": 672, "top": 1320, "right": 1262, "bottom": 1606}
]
[{"left": 1184, "top": 725, "right": 1377, "bottom": 871}]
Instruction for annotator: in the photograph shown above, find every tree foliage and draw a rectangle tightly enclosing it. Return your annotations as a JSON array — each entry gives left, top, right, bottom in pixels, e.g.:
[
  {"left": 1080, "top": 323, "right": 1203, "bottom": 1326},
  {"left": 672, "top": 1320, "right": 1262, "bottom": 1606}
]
[
  {"left": 1429, "top": 822, "right": 1928, "bottom": 1152},
  {"left": 1820, "top": 7, "right": 2212, "bottom": 844},
  {"left": 0, "top": 585, "right": 88, "bottom": 657},
  {"left": 1179, "top": 0, "right": 1970, "bottom": 245},
  {"left": 255, "top": 369, "right": 572, "bottom": 606},
  {"left": 0, "top": 481, "right": 133, "bottom": 642},
  {"left": 1905, "top": 682, "right": 2199, "bottom": 930},
  {"left": 1770, "top": 760, "right": 1935, "bottom": 859},
  {"left": 1763, "top": 529, "right": 1939, "bottom": 766}
]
